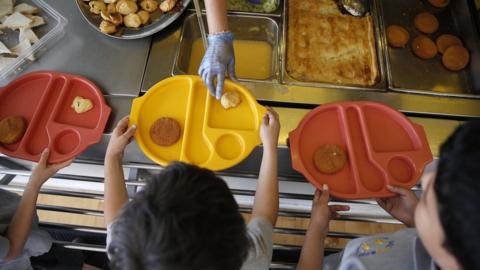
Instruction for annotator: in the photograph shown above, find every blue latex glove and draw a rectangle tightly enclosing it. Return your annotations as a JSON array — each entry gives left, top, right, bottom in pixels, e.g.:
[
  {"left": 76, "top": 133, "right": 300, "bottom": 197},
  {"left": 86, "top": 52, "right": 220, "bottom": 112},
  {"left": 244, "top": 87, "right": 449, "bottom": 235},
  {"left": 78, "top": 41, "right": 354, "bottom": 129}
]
[{"left": 198, "top": 31, "right": 236, "bottom": 99}]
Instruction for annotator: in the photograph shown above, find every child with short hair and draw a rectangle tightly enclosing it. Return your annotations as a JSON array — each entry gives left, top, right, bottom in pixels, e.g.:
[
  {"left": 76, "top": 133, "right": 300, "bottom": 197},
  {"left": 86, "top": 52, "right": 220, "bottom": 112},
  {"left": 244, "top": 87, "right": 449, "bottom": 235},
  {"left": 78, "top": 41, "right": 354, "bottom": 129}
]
[
  {"left": 104, "top": 107, "right": 280, "bottom": 270},
  {"left": 297, "top": 120, "right": 480, "bottom": 270},
  {"left": 0, "top": 149, "right": 72, "bottom": 269}
]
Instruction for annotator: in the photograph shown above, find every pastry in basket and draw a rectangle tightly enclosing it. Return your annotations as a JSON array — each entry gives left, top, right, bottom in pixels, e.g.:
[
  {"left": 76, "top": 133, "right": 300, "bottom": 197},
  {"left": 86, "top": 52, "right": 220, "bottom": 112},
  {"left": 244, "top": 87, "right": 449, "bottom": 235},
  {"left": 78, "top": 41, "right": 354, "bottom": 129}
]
[
  {"left": 150, "top": 117, "right": 181, "bottom": 146},
  {"left": 386, "top": 25, "right": 410, "bottom": 48},
  {"left": 0, "top": 116, "right": 27, "bottom": 144},
  {"left": 220, "top": 90, "right": 242, "bottom": 109},
  {"left": 313, "top": 144, "right": 347, "bottom": 174},
  {"left": 287, "top": 0, "right": 379, "bottom": 86},
  {"left": 442, "top": 45, "right": 470, "bottom": 71}
]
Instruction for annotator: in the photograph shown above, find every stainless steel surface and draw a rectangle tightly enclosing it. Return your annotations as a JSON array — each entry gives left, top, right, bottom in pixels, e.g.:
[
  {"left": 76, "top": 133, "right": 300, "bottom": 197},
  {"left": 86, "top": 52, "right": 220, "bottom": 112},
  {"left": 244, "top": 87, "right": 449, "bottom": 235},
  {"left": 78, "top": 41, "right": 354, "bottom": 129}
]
[
  {"left": 75, "top": 0, "right": 192, "bottom": 40},
  {"left": 380, "top": 0, "right": 480, "bottom": 97},
  {"left": 12, "top": 0, "right": 150, "bottom": 95},
  {"left": 192, "top": 0, "right": 208, "bottom": 49},
  {"left": 173, "top": 13, "right": 280, "bottom": 83},
  {"left": 281, "top": 0, "right": 387, "bottom": 91},
  {"left": 339, "top": 0, "right": 368, "bottom": 17}
]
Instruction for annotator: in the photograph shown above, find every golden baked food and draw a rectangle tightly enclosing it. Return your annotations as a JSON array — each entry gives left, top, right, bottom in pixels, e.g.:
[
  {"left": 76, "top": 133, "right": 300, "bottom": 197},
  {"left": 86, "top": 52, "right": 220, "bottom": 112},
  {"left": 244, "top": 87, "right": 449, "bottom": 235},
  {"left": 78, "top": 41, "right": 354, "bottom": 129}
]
[
  {"left": 414, "top": 12, "right": 439, "bottom": 34},
  {"left": 287, "top": 0, "right": 378, "bottom": 86},
  {"left": 0, "top": 116, "right": 27, "bottom": 144},
  {"left": 71, "top": 96, "right": 94, "bottom": 114},
  {"left": 442, "top": 45, "right": 469, "bottom": 71},
  {"left": 220, "top": 91, "right": 242, "bottom": 109},
  {"left": 412, "top": 35, "right": 437, "bottom": 59},
  {"left": 428, "top": 0, "right": 449, "bottom": 8},
  {"left": 386, "top": 25, "right": 410, "bottom": 48},
  {"left": 436, "top": 34, "right": 462, "bottom": 54},
  {"left": 313, "top": 144, "right": 347, "bottom": 174},
  {"left": 150, "top": 117, "right": 181, "bottom": 146}
]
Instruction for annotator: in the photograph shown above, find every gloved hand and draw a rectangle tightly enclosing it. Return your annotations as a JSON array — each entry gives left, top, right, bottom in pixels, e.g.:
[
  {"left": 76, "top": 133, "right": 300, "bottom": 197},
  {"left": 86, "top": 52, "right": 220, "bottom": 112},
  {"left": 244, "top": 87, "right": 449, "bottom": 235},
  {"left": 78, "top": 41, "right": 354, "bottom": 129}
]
[{"left": 198, "top": 31, "right": 236, "bottom": 99}]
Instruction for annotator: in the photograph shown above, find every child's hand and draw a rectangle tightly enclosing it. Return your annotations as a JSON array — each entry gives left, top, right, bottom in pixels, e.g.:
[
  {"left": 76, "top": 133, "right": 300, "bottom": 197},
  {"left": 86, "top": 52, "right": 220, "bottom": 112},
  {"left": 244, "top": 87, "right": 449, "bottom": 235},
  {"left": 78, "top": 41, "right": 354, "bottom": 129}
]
[
  {"left": 260, "top": 107, "right": 280, "bottom": 150},
  {"left": 310, "top": 185, "right": 350, "bottom": 235},
  {"left": 376, "top": 185, "right": 418, "bottom": 227},
  {"left": 29, "top": 148, "right": 73, "bottom": 190},
  {"left": 106, "top": 116, "right": 136, "bottom": 161}
]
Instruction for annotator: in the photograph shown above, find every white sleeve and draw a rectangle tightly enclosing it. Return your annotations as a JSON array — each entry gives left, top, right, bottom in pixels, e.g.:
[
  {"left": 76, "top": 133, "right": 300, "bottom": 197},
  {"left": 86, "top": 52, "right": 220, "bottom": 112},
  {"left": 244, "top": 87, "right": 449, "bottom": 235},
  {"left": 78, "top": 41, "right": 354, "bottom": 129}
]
[
  {"left": 106, "top": 222, "right": 115, "bottom": 259},
  {"left": 241, "top": 217, "right": 274, "bottom": 270}
]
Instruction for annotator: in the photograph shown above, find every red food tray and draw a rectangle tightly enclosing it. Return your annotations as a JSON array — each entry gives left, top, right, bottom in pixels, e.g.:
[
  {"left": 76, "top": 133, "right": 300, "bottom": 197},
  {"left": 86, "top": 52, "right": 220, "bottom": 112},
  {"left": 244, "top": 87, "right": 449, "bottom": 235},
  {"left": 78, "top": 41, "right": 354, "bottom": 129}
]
[
  {"left": 0, "top": 71, "right": 111, "bottom": 163},
  {"left": 289, "top": 101, "right": 433, "bottom": 199}
]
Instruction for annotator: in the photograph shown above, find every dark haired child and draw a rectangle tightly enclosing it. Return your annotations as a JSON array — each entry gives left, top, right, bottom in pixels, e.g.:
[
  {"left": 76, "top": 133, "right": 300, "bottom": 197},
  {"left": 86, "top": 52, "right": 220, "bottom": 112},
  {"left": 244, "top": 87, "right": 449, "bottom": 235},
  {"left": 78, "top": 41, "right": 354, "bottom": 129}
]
[
  {"left": 104, "top": 107, "right": 280, "bottom": 270},
  {"left": 297, "top": 120, "right": 480, "bottom": 270}
]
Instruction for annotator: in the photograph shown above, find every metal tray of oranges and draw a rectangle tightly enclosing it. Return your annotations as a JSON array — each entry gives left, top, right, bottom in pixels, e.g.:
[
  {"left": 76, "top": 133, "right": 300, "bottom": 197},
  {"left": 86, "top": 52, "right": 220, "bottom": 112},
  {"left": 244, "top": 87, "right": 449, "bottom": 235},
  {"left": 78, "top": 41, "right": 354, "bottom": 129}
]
[{"left": 129, "top": 75, "right": 266, "bottom": 171}]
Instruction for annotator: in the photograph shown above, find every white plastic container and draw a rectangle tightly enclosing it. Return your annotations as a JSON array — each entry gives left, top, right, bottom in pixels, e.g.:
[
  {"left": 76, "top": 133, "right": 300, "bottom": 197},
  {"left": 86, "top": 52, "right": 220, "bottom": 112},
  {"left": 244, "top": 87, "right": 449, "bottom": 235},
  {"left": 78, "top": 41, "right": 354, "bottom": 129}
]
[{"left": 0, "top": 0, "right": 67, "bottom": 85}]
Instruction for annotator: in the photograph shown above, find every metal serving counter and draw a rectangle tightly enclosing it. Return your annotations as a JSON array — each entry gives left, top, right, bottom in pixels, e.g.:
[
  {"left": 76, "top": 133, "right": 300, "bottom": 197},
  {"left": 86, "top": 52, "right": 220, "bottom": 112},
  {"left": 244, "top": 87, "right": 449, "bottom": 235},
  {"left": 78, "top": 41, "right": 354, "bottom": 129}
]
[{"left": 0, "top": 0, "right": 478, "bottom": 268}]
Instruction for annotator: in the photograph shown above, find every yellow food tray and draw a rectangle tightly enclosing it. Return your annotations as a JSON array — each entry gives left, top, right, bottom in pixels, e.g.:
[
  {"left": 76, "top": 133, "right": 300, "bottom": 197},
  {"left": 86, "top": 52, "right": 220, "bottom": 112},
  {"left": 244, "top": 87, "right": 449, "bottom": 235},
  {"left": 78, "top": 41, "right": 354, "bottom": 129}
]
[{"left": 129, "top": 75, "right": 266, "bottom": 171}]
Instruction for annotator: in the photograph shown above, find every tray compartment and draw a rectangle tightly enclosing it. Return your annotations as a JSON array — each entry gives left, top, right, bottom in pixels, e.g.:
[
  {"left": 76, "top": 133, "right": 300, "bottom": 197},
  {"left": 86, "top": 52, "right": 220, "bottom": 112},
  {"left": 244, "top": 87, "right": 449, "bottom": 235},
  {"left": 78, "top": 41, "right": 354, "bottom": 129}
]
[
  {"left": 52, "top": 129, "right": 80, "bottom": 155},
  {"left": 134, "top": 78, "right": 191, "bottom": 162},
  {"left": 344, "top": 107, "right": 386, "bottom": 192},
  {"left": 180, "top": 80, "right": 213, "bottom": 165},
  {"left": 215, "top": 133, "right": 244, "bottom": 161},
  {"left": 0, "top": 73, "right": 52, "bottom": 152},
  {"left": 206, "top": 84, "right": 257, "bottom": 131},
  {"left": 380, "top": 0, "right": 480, "bottom": 97},
  {"left": 24, "top": 76, "right": 66, "bottom": 155},
  {"left": 362, "top": 104, "right": 419, "bottom": 153},
  {"left": 299, "top": 107, "right": 357, "bottom": 195},
  {"left": 387, "top": 156, "right": 415, "bottom": 183},
  {"left": 173, "top": 14, "right": 279, "bottom": 83},
  {"left": 53, "top": 77, "right": 102, "bottom": 129},
  {"left": 281, "top": 0, "right": 387, "bottom": 91}
]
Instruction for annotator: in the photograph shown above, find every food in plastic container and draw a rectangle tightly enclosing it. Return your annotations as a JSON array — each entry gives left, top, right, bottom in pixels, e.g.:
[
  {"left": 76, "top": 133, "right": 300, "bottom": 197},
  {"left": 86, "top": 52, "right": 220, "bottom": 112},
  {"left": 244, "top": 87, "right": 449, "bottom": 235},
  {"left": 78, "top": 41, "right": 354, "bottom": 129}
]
[{"left": 0, "top": 0, "right": 67, "bottom": 86}]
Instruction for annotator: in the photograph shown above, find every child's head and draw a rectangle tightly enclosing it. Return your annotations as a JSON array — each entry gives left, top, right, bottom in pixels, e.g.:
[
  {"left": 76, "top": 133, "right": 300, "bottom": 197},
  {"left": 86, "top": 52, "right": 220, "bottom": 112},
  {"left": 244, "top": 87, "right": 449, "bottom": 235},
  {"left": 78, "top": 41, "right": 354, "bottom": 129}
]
[
  {"left": 415, "top": 120, "right": 480, "bottom": 270},
  {"left": 108, "top": 162, "right": 249, "bottom": 270}
]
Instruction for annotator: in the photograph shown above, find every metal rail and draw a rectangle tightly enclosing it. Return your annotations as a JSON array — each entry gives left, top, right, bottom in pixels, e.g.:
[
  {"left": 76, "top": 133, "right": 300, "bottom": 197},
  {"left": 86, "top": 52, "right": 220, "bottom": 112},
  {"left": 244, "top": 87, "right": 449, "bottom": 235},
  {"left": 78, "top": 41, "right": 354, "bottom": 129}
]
[{"left": 0, "top": 165, "right": 402, "bottom": 268}]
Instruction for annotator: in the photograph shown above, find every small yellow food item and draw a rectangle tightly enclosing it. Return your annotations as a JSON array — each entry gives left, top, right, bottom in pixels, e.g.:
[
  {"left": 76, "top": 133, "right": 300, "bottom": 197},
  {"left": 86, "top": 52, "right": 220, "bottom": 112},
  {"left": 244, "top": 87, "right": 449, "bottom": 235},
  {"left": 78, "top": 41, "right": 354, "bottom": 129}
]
[
  {"left": 89, "top": 1, "right": 106, "bottom": 15},
  {"left": 106, "top": 3, "right": 116, "bottom": 14},
  {"left": 101, "top": 10, "right": 123, "bottom": 26},
  {"left": 100, "top": 20, "right": 117, "bottom": 34},
  {"left": 71, "top": 96, "right": 94, "bottom": 114},
  {"left": 140, "top": 0, "right": 158, "bottom": 12},
  {"left": 220, "top": 91, "right": 242, "bottom": 109},
  {"left": 160, "top": 0, "right": 177, "bottom": 12},
  {"left": 124, "top": 13, "right": 142, "bottom": 28},
  {"left": 137, "top": 10, "right": 150, "bottom": 25},
  {"left": 116, "top": 0, "right": 138, "bottom": 15}
]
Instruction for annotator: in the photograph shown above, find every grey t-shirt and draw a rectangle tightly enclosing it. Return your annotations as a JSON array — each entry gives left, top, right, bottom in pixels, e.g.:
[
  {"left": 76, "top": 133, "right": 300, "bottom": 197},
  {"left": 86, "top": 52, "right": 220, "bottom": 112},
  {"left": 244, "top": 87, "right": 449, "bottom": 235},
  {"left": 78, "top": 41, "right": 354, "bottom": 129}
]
[
  {"left": 107, "top": 217, "right": 274, "bottom": 269},
  {"left": 324, "top": 228, "right": 436, "bottom": 270},
  {"left": 241, "top": 217, "right": 274, "bottom": 270},
  {"left": 0, "top": 189, "right": 52, "bottom": 270}
]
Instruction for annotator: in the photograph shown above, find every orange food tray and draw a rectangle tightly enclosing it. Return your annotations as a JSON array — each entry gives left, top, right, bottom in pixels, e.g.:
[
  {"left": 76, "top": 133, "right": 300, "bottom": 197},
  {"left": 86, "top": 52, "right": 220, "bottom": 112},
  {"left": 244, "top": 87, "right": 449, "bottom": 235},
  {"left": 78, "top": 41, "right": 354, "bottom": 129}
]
[
  {"left": 0, "top": 71, "right": 111, "bottom": 163},
  {"left": 289, "top": 101, "right": 433, "bottom": 199}
]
